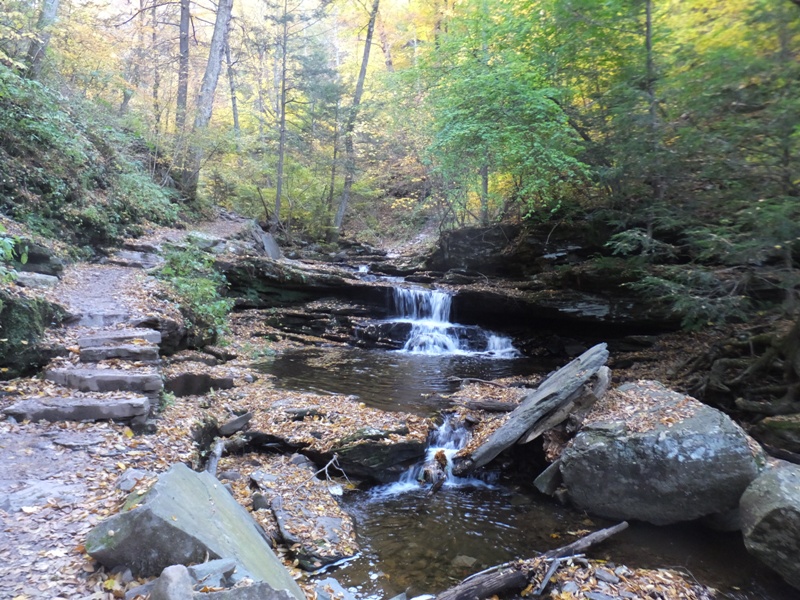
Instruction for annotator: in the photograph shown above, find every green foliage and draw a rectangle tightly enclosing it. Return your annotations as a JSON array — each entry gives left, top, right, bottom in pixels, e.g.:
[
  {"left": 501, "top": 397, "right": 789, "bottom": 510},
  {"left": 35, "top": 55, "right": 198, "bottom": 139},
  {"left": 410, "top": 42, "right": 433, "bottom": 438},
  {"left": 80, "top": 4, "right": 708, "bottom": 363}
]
[
  {"left": 628, "top": 267, "right": 751, "bottom": 330},
  {"left": 0, "top": 64, "right": 178, "bottom": 247},
  {"left": 156, "top": 242, "right": 234, "bottom": 343}
]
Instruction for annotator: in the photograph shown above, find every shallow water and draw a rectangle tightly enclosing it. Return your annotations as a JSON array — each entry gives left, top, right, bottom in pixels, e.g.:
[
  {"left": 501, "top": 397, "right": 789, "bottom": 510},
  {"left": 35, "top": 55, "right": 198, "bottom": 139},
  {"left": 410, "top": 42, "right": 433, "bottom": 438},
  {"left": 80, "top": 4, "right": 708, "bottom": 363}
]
[
  {"left": 259, "top": 346, "right": 796, "bottom": 600},
  {"left": 256, "top": 347, "right": 537, "bottom": 414}
]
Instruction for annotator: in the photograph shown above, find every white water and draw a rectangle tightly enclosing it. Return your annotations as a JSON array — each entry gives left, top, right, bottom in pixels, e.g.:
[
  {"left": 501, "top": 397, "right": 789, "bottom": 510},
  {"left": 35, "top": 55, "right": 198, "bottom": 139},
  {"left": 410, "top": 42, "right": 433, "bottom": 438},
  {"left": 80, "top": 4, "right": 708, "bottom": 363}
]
[
  {"left": 373, "top": 419, "right": 492, "bottom": 497},
  {"left": 390, "top": 287, "right": 519, "bottom": 358}
]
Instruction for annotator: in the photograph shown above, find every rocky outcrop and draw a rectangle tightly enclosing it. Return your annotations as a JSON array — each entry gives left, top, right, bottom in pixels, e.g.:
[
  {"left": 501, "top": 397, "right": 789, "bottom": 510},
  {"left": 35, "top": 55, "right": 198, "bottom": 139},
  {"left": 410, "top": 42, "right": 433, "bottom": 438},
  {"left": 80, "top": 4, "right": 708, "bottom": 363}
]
[
  {"left": 86, "top": 463, "right": 305, "bottom": 600},
  {"left": 14, "top": 239, "right": 64, "bottom": 277},
  {"left": 740, "top": 462, "right": 800, "bottom": 591},
  {"left": 0, "top": 290, "right": 66, "bottom": 379},
  {"left": 560, "top": 381, "right": 763, "bottom": 525}
]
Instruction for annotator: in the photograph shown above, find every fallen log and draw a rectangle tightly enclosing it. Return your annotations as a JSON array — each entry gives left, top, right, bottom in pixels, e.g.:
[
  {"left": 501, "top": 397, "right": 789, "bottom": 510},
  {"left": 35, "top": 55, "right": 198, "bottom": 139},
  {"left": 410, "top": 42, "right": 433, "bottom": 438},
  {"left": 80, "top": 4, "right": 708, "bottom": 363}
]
[
  {"left": 434, "top": 522, "right": 628, "bottom": 600},
  {"left": 452, "top": 344, "right": 609, "bottom": 476}
]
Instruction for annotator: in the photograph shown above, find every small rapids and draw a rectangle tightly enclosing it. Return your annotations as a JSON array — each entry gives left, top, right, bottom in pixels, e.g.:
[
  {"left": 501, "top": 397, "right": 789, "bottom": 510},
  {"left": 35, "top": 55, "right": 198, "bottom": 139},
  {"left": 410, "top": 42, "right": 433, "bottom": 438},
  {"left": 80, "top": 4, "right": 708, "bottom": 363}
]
[
  {"left": 373, "top": 419, "right": 491, "bottom": 497},
  {"left": 390, "top": 287, "right": 519, "bottom": 358}
]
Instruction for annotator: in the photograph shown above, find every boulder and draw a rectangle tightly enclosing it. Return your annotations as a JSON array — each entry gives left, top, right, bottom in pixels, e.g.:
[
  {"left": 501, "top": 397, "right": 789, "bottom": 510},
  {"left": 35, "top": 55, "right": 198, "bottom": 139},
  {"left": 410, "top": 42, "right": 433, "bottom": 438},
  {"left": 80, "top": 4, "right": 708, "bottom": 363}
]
[
  {"left": 85, "top": 463, "right": 305, "bottom": 600},
  {"left": 560, "top": 381, "right": 763, "bottom": 525},
  {"left": 14, "top": 272, "right": 59, "bottom": 289},
  {"left": 740, "top": 462, "right": 800, "bottom": 590},
  {"left": 14, "top": 239, "right": 64, "bottom": 277}
]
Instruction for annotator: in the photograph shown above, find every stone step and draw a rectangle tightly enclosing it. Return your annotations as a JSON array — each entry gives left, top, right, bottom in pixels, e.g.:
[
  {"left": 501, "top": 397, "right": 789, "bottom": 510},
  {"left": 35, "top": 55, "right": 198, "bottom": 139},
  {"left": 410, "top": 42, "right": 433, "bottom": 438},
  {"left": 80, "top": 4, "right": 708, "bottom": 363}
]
[
  {"left": 78, "top": 328, "right": 162, "bottom": 348},
  {"left": 67, "top": 312, "right": 131, "bottom": 327},
  {"left": 80, "top": 344, "right": 160, "bottom": 363},
  {"left": 105, "top": 250, "right": 163, "bottom": 270},
  {"left": 46, "top": 367, "right": 163, "bottom": 394},
  {"left": 2, "top": 395, "right": 150, "bottom": 423}
]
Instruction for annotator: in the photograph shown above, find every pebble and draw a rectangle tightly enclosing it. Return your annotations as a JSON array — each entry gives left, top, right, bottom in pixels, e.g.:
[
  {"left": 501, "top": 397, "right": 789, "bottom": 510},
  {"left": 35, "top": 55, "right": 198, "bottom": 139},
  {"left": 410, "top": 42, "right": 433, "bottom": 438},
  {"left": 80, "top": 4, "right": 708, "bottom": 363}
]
[{"left": 595, "top": 567, "right": 620, "bottom": 584}]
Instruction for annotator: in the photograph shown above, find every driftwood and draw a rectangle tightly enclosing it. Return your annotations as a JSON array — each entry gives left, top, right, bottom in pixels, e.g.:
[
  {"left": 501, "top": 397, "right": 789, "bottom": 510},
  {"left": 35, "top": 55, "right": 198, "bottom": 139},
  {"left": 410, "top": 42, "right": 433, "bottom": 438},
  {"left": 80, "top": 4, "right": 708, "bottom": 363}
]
[
  {"left": 452, "top": 344, "right": 609, "bottom": 476},
  {"left": 434, "top": 522, "right": 628, "bottom": 600}
]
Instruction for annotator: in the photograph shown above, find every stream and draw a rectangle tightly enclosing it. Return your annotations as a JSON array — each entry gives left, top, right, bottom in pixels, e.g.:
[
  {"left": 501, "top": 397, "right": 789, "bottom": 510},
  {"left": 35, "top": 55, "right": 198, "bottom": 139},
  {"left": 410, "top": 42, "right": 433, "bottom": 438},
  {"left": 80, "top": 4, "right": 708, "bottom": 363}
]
[{"left": 257, "top": 285, "right": 796, "bottom": 600}]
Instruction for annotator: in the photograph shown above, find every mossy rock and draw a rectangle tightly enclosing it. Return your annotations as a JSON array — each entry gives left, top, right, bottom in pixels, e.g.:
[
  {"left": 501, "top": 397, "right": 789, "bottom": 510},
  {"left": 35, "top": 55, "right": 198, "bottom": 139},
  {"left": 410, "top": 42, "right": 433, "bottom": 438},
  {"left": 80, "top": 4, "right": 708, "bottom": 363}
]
[
  {"left": 752, "top": 415, "right": 800, "bottom": 454},
  {"left": 0, "top": 290, "right": 66, "bottom": 378}
]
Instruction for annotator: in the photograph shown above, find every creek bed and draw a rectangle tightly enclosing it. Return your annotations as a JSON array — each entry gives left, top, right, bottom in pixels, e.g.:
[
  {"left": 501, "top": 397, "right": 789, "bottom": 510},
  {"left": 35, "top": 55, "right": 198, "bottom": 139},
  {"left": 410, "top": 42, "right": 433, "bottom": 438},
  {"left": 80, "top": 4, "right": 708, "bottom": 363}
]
[{"left": 257, "top": 346, "right": 796, "bottom": 600}]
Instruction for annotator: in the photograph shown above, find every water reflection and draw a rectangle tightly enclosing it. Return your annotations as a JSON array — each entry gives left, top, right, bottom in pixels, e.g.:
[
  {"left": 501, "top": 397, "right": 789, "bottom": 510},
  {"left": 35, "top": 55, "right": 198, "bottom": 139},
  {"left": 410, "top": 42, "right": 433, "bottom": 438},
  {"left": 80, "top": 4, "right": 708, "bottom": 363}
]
[{"left": 255, "top": 347, "right": 537, "bottom": 414}]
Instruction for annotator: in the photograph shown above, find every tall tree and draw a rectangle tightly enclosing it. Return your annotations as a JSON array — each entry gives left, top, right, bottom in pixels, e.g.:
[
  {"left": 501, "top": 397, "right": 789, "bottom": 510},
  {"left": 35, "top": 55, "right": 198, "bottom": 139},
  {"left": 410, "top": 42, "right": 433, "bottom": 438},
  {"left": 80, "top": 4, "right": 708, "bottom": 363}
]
[
  {"left": 26, "top": 0, "right": 59, "bottom": 78},
  {"left": 182, "top": 0, "right": 234, "bottom": 201},
  {"left": 330, "top": 0, "right": 380, "bottom": 240}
]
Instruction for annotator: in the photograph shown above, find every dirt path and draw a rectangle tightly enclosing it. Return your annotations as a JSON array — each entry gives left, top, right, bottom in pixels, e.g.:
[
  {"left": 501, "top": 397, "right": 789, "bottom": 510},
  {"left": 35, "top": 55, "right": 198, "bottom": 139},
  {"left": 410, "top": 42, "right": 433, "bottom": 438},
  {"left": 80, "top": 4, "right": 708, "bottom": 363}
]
[{"left": 0, "top": 213, "right": 257, "bottom": 599}]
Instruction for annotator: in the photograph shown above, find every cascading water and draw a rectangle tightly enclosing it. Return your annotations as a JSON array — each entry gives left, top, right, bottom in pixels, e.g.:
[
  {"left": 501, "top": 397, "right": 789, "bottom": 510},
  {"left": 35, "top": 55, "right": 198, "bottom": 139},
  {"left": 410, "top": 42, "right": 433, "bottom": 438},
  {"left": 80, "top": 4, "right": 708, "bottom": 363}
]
[
  {"left": 375, "top": 418, "right": 490, "bottom": 496},
  {"left": 390, "top": 287, "right": 519, "bottom": 357}
]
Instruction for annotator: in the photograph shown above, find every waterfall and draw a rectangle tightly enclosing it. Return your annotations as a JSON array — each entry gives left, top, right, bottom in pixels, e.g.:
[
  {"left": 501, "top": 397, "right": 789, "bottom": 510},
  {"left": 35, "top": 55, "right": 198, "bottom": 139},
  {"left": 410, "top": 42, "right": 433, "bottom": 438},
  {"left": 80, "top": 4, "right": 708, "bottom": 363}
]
[{"left": 389, "top": 286, "right": 519, "bottom": 358}]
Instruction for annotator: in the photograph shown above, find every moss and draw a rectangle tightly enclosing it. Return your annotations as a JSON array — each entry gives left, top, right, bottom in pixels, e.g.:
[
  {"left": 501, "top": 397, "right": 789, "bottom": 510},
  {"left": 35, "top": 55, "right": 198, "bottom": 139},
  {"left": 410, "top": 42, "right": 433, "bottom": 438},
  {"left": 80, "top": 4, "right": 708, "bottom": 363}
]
[{"left": 0, "top": 290, "right": 66, "bottom": 379}]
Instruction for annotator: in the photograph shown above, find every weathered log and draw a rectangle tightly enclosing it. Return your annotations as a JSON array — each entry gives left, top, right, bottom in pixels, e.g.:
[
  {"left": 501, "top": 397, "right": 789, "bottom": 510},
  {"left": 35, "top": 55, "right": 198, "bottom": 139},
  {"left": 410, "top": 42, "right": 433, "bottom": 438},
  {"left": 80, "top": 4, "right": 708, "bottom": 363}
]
[
  {"left": 435, "top": 563, "right": 529, "bottom": 600},
  {"left": 452, "top": 344, "right": 609, "bottom": 476},
  {"left": 541, "top": 521, "right": 628, "bottom": 559},
  {"left": 520, "top": 366, "right": 610, "bottom": 444},
  {"left": 434, "top": 522, "right": 628, "bottom": 600}
]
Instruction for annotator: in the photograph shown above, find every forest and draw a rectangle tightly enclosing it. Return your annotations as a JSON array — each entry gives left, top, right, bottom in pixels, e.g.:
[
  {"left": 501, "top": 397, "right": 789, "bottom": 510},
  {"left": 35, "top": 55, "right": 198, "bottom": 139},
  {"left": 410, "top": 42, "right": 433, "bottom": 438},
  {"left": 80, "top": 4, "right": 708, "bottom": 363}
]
[
  {"left": 2, "top": 1, "right": 800, "bottom": 599},
  {"left": 2, "top": 0, "right": 799, "bottom": 320}
]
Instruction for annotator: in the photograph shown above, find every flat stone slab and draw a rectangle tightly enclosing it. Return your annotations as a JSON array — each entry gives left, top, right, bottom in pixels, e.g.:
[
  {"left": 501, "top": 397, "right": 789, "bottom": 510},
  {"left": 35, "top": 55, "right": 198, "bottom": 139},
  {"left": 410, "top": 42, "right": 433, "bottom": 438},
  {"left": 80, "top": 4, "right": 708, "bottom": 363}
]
[
  {"left": 46, "top": 367, "right": 163, "bottom": 393},
  {"left": 14, "top": 272, "right": 60, "bottom": 289},
  {"left": 106, "top": 250, "right": 164, "bottom": 270},
  {"left": 2, "top": 395, "right": 150, "bottom": 422},
  {"left": 80, "top": 344, "right": 160, "bottom": 363},
  {"left": 78, "top": 328, "right": 162, "bottom": 348}
]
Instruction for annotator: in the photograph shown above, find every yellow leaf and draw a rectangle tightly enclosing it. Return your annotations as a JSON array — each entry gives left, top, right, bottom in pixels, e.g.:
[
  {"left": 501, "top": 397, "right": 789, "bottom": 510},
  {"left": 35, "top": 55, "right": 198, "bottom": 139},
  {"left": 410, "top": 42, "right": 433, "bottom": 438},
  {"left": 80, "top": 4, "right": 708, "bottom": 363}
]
[
  {"left": 20, "top": 340, "right": 28, "bottom": 345},
  {"left": 116, "top": 462, "right": 126, "bottom": 470},
  {"left": 122, "top": 426, "right": 134, "bottom": 439}
]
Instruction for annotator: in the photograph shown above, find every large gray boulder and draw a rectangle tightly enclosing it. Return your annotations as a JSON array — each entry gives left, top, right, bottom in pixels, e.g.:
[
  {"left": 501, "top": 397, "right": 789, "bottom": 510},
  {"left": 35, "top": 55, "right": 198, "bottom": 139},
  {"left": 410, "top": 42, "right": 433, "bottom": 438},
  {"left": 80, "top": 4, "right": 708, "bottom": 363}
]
[
  {"left": 85, "top": 463, "right": 304, "bottom": 600},
  {"left": 740, "top": 462, "right": 800, "bottom": 590},
  {"left": 560, "top": 381, "right": 763, "bottom": 525}
]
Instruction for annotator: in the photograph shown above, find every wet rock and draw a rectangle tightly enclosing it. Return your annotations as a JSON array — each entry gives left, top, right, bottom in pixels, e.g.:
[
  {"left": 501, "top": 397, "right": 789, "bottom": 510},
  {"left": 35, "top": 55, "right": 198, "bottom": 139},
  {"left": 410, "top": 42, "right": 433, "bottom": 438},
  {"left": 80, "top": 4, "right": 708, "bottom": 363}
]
[
  {"left": 560, "top": 381, "right": 763, "bottom": 525},
  {"left": 46, "top": 367, "right": 162, "bottom": 394},
  {"left": 85, "top": 463, "right": 305, "bottom": 600},
  {"left": 740, "top": 462, "right": 800, "bottom": 590},
  {"left": 2, "top": 395, "right": 150, "bottom": 423},
  {"left": 315, "top": 578, "right": 358, "bottom": 600},
  {"left": 165, "top": 372, "right": 235, "bottom": 397},
  {"left": 332, "top": 437, "right": 425, "bottom": 483},
  {"left": 533, "top": 459, "right": 563, "bottom": 496}
]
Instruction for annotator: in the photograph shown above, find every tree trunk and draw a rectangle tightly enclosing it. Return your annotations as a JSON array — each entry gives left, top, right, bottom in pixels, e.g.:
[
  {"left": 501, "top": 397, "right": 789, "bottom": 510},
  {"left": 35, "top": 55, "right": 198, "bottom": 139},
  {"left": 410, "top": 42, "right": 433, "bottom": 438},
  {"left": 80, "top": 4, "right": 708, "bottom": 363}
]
[
  {"left": 175, "top": 0, "right": 190, "bottom": 134},
  {"left": 330, "top": 0, "right": 380, "bottom": 242},
  {"left": 151, "top": 2, "right": 161, "bottom": 134},
  {"left": 377, "top": 14, "right": 394, "bottom": 72},
  {"left": 26, "top": 0, "right": 60, "bottom": 79},
  {"left": 480, "top": 161, "right": 489, "bottom": 226},
  {"left": 226, "top": 42, "right": 240, "bottom": 139},
  {"left": 183, "top": 0, "right": 235, "bottom": 201},
  {"left": 273, "top": 0, "right": 289, "bottom": 233}
]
